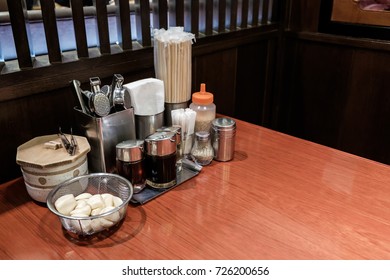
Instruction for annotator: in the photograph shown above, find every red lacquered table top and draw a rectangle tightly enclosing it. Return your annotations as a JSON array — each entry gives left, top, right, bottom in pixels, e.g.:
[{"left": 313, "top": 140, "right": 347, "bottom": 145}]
[{"left": 1, "top": 118, "right": 390, "bottom": 260}]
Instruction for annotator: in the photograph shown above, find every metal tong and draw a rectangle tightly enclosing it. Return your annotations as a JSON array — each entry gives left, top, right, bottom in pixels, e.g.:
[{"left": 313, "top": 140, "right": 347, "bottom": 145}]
[{"left": 58, "top": 127, "right": 78, "bottom": 156}]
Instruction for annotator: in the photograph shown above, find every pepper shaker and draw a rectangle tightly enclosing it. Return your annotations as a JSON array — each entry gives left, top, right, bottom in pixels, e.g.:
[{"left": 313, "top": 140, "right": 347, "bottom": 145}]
[{"left": 191, "top": 131, "right": 214, "bottom": 166}]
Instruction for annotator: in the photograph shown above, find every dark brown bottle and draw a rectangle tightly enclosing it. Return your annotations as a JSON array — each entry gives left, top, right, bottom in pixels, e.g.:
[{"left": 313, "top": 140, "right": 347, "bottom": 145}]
[
  {"left": 144, "top": 131, "right": 177, "bottom": 188},
  {"left": 116, "top": 140, "right": 146, "bottom": 193}
]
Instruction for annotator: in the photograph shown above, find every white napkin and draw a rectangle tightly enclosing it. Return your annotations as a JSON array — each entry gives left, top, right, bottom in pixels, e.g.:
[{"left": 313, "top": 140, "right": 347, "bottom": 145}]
[{"left": 123, "top": 78, "right": 165, "bottom": 116}]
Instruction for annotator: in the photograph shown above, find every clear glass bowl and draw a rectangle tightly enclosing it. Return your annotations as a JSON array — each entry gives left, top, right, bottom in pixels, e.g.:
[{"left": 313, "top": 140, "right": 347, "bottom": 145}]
[{"left": 46, "top": 173, "right": 133, "bottom": 238}]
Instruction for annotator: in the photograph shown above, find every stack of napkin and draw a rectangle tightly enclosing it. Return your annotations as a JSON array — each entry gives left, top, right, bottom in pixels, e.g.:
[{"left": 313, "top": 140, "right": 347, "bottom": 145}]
[{"left": 123, "top": 78, "right": 165, "bottom": 116}]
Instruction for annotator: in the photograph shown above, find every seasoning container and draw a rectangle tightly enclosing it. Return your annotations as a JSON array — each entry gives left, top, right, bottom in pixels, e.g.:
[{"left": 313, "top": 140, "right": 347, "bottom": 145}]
[
  {"left": 144, "top": 131, "right": 177, "bottom": 188},
  {"left": 189, "top": 83, "right": 216, "bottom": 133},
  {"left": 156, "top": 125, "right": 183, "bottom": 172},
  {"left": 191, "top": 131, "right": 214, "bottom": 166},
  {"left": 16, "top": 134, "right": 90, "bottom": 203},
  {"left": 116, "top": 140, "right": 146, "bottom": 193},
  {"left": 211, "top": 118, "right": 236, "bottom": 161}
]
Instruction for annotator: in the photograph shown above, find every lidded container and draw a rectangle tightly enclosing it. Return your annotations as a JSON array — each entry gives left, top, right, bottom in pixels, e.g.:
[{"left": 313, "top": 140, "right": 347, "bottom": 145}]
[
  {"left": 191, "top": 131, "right": 214, "bottom": 166},
  {"left": 116, "top": 140, "right": 146, "bottom": 194},
  {"left": 144, "top": 131, "right": 177, "bottom": 188},
  {"left": 16, "top": 134, "right": 91, "bottom": 203},
  {"left": 211, "top": 118, "right": 236, "bottom": 161},
  {"left": 189, "top": 83, "right": 216, "bottom": 133},
  {"left": 156, "top": 125, "right": 183, "bottom": 172}
]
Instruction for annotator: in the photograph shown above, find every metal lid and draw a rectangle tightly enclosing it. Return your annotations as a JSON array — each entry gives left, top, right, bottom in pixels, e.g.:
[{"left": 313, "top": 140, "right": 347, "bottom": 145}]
[
  {"left": 195, "top": 131, "right": 210, "bottom": 142},
  {"left": 116, "top": 140, "right": 144, "bottom": 162},
  {"left": 212, "top": 118, "right": 236, "bottom": 132},
  {"left": 144, "top": 131, "right": 176, "bottom": 156},
  {"left": 156, "top": 125, "right": 181, "bottom": 145}
]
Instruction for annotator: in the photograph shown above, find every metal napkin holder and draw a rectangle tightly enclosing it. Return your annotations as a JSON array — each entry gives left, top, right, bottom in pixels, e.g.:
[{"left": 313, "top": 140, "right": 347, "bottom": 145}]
[{"left": 74, "top": 107, "right": 136, "bottom": 173}]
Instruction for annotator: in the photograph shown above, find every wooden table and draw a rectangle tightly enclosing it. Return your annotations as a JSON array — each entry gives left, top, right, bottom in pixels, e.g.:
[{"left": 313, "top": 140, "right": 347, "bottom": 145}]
[{"left": 1, "top": 118, "right": 390, "bottom": 260}]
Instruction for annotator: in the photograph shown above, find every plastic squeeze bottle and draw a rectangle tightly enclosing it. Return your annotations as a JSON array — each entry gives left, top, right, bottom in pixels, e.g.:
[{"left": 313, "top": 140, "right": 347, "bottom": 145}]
[{"left": 189, "top": 83, "right": 216, "bottom": 133}]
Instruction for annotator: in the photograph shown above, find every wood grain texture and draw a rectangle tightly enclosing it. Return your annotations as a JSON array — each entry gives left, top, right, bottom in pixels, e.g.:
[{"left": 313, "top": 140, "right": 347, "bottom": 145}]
[{"left": 1, "top": 118, "right": 390, "bottom": 260}]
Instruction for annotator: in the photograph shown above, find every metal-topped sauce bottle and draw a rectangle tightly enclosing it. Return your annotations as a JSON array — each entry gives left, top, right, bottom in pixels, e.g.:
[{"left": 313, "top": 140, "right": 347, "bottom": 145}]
[
  {"left": 144, "top": 131, "right": 177, "bottom": 188},
  {"left": 156, "top": 125, "right": 183, "bottom": 172},
  {"left": 116, "top": 139, "right": 146, "bottom": 193}
]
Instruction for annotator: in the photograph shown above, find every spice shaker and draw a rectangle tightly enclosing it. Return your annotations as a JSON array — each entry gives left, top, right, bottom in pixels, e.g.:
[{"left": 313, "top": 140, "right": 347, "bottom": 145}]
[
  {"left": 156, "top": 125, "right": 183, "bottom": 172},
  {"left": 211, "top": 118, "right": 236, "bottom": 161},
  {"left": 189, "top": 83, "right": 216, "bottom": 133},
  {"left": 191, "top": 131, "right": 214, "bottom": 166},
  {"left": 144, "top": 131, "right": 177, "bottom": 188},
  {"left": 116, "top": 140, "right": 146, "bottom": 193}
]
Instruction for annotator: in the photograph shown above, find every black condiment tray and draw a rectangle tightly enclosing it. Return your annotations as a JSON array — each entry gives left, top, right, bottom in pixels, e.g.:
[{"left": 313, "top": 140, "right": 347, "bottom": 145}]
[{"left": 130, "top": 159, "right": 201, "bottom": 204}]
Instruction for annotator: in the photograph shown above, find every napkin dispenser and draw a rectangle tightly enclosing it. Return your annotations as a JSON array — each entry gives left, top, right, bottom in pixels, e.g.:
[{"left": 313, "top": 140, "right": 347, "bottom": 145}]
[{"left": 123, "top": 78, "right": 165, "bottom": 139}]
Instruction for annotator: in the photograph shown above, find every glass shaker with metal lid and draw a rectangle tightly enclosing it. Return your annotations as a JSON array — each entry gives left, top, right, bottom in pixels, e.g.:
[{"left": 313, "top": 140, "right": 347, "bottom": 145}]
[
  {"left": 191, "top": 131, "right": 213, "bottom": 166},
  {"left": 144, "top": 131, "right": 177, "bottom": 188},
  {"left": 116, "top": 140, "right": 146, "bottom": 193}
]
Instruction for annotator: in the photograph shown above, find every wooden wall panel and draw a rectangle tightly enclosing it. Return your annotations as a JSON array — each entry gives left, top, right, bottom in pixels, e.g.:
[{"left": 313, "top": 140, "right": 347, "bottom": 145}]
[
  {"left": 338, "top": 49, "right": 390, "bottom": 164},
  {"left": 193, "top": 48, "right": 238, "bottom": 117},
  {"left": 234, "top": 41, "right": 270, "bottom": 125},
  {"left": 280, "top": 38, "right": 390, "bottom": 164},
  {"left": 281, "top": 39, "right": 352, "bottom": 147}
]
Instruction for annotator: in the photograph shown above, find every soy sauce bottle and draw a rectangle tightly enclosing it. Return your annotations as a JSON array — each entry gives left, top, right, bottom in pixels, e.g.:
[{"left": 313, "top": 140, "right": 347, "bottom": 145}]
[{"left": 144, "top": 131, "right": 177, "bottom": 188}]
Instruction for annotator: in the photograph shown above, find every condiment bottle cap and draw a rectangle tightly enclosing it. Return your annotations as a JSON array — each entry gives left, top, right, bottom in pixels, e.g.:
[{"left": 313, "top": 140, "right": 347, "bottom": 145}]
[{"left": 192, "top": 83, "right": 213, "bottom": 104}]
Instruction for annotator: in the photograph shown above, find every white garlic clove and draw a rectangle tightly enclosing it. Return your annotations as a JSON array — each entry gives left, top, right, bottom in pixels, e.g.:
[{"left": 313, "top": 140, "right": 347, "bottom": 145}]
[
  {"left": 112, "top": 196, "right": 126, "bottom": 216},
  {"left": 100, "top": 206, "right": 120, "bottom": 223},
  {"left": 91, "top": 207, "right": 103, "bottom": 216},
  {"left": 54, "top": 194, "right": 77, "bottom": 216},
  {"left": 68, "top": 215, "right": 92, "bottom": 234},
  {"left": 90, "top": 218, "right": 104, "bottom": 232},
  {"left": 101, "top": 193, "right": 114, "bottom": 207},
  {"left": 86, "top": 194, "right": 105, "bottom": 209},
  {"left": 75, "top": 193, "right": 92, "bottom": 200},
  {"left": 70, "top": 204, "right": 91, "bottom": 217},
  {"left": 75, "top": 199, "right": 88, "bottom": 209},
  {"left": 112, "top": 196, "right": 123, "bottom": 207},
  {"left": 99, "top": 217, "right": 114, "bottom": 228}
]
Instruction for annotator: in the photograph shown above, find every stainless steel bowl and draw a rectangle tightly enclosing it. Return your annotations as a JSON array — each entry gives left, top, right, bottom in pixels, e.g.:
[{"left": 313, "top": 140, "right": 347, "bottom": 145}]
[{"left": 46, "top": 173, "right": 133, "bottom": 238}]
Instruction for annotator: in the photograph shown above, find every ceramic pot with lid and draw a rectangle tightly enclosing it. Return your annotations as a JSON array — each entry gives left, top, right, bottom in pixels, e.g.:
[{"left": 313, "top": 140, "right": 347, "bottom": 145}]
[{"left": 16, "top": 134, "right": 91, "bottom": 203}]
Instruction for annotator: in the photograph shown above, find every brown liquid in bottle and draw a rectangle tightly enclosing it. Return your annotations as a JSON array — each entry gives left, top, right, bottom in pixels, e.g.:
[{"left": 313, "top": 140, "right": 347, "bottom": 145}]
[
  {"left": 145, "top": 153, "right": 176, "bottom": 188},
  {"left": 116, "top": 159, "right": 146, "bottom": 187}
]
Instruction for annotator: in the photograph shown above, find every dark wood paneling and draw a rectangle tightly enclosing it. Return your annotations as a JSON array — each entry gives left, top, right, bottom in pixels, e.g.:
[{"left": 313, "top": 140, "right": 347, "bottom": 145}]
[
  {"left": 40, "top": 0, "right": 62, "bottom": 63},
  {"left": 116, "top": 0, "right": 132, "bottom": 50},
  {"left": 152, "top": 0, "right": 168, "bottom": 29},
  {"left": 71, "top": 0, "right": 89, "bottom": 58},
  {"left": 193, "top": 48, "right": 237, "bottom": 117},
  {"left": 190, "top": 0, "right": 199, "bottom": 36},
  {"left": 135, "top": 0, "right": 151, "bottom": 46},
  {"left": 338, "top": 49, "right": 390, "bottom": 163},
  {"left": 234, "top": 41, "right": 269, "bottom": 125},
  {"left": 280, "top": 38, "right": 390, "bottom": 164},
  {"left": 6, "top": 0, "right": 33, "bottom": 69},
  {"left": 230, "top": 0, "right": 238, "bottom": 31},
  {"left": 287, "top": 0, "right": 321, "bottom": 31},
  {"left": 252, "top": 0, "right": 260, "bottom": 26},
  {"left": 95, "top": 0, "right": 111, "bottom": 54},
  {"left": 281, "top": 40, "right": 352, "bottom": 147},
  {"left": 205, "top": 0, "right": 213, "bottom": 35}
]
